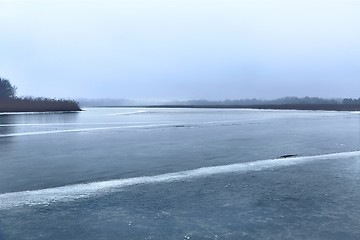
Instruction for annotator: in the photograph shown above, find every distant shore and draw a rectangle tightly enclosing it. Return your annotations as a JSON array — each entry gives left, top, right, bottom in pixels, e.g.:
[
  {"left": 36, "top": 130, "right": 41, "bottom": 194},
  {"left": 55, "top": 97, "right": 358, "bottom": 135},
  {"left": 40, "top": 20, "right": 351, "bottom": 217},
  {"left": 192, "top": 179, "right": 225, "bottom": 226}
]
[
  {"left": 78, "top": 97, "right": 360, "bottom": 112},
  {"left": 143, "top": 104, "right": 360, "bottom": 111},
  {"left": 0, "top": 98, "right": 82, "bottom": 113}
]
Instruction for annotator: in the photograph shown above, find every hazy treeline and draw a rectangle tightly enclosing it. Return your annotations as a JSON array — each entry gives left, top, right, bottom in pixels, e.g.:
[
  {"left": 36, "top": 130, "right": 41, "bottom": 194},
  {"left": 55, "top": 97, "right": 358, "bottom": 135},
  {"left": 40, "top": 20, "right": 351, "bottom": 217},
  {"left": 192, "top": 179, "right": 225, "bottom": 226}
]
[
  {"left": 37, "top": 96, "right": 360, "bottom": 108},
  {"left": 0, "top": 77, "right": 81, "bottom": 112},
  {"left": 153, "top": 97, "right": 360, "bottom": 111},
  {"left": 78, "top": 96, "right": 360, "bottom": 111},
  {"left": 342, "top": 98, "right": 360, "bottom": 104},
  {"left": 79, "top": 96, "right": 360, "bottom": 108},
  {"left": 167, "top": 97, "right": 345, "bottom": 106}
]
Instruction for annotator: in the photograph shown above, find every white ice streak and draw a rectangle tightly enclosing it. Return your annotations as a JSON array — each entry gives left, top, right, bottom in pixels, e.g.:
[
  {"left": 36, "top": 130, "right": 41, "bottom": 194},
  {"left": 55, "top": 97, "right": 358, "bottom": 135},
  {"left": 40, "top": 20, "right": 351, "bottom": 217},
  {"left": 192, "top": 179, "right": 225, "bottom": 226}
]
[
  {"left": 0, "top": 120, "right": 244, "bottom": 138},
  {"left": 0, "top": 111, "right": 78, "bottom": 116},
  {"left": 0, "top": 122, "right": 168, "bottom": 127},
  {"left": 0, "top": 123, "right": 173, "bottom": 137},
  {"left": 106, "top": 111, "right": 147, "bottom": 116},
  {"left": 0, "top": 151, "right": 359, "bottom": 210}
]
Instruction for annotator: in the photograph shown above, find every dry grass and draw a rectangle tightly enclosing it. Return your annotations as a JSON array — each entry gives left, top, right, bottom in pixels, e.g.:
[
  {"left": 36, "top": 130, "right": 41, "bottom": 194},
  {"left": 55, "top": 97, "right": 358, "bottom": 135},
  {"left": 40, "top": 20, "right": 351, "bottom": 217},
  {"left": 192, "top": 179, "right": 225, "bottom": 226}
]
[{"left": 0, "top": 98, "right": 81, "bottom": 112}]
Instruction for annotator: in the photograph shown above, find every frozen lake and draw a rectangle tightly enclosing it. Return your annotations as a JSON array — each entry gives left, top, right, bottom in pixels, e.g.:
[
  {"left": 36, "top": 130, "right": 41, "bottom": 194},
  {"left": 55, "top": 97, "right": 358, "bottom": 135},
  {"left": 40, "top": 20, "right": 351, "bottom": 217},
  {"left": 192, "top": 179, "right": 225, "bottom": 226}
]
[{"left": 0, "top": 108, "right": 360, "bottom": 239}]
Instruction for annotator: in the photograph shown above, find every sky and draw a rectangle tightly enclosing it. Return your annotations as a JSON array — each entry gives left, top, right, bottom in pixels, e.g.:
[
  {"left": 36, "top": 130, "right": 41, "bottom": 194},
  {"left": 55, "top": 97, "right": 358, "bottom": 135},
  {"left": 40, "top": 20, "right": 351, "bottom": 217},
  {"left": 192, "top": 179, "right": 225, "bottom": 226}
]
[{"left": 0, "top": 0, "right": 359, "bottom": 100}]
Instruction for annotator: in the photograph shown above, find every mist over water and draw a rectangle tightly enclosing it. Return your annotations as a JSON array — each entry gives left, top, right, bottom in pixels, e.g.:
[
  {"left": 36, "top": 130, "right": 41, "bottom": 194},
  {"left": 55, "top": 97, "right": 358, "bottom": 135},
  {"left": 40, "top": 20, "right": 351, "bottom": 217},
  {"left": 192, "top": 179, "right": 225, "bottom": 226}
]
[{"left": 1, "top": 108, "right": 360, "bottom": 239}]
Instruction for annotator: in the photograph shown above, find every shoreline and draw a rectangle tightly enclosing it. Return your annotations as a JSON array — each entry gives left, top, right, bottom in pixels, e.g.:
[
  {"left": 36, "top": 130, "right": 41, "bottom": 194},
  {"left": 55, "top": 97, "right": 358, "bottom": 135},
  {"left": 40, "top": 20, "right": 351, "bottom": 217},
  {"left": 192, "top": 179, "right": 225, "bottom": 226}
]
[
  {"left": 145, "top": 104, "right": 360, "bottom": 111},
  {"left": 82, "top": 104, "right": 360, "bottom": 112}
]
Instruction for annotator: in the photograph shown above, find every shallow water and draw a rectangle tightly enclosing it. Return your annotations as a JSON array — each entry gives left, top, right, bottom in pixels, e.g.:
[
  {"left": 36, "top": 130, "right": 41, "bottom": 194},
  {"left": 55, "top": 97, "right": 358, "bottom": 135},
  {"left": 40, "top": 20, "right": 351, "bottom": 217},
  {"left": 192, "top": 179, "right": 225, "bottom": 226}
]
[{"left": 0, "top": 108, "right": 360, "bottom": 239}]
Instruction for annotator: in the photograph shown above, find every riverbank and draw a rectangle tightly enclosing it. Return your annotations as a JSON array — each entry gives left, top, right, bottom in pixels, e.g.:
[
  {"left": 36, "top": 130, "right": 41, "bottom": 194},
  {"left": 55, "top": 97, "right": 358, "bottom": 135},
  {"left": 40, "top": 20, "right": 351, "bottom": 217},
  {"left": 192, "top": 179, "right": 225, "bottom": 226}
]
[
  {"left": 0, "top": 98, "right": 82, "bottom": 113},
  {"left": 142, "top": 104, "right": 360, "bottom": 111}
]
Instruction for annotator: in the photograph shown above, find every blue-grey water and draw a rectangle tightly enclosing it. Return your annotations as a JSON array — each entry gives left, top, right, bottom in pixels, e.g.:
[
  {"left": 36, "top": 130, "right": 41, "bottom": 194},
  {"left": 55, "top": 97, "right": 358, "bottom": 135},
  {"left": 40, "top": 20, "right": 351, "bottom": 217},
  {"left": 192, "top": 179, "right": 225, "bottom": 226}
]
[{"left": 0, "top": 108, "right": 360, "bottom": 240}]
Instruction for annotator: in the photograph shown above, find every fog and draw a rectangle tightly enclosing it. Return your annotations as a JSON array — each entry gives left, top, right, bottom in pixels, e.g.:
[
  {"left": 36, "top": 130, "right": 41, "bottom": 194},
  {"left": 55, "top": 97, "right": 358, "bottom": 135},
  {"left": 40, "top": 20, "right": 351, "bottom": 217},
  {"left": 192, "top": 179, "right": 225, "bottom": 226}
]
[{"left": 0, "top": 0, "right": 359, "bottom": 100}]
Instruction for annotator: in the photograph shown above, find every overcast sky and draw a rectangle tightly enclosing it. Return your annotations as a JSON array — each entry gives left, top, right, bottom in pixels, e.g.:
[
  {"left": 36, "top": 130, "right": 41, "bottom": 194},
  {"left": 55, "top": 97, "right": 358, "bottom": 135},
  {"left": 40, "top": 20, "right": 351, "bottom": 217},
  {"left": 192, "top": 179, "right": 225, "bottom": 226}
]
[{"left": 0, "top": 0, "right": 359, "bottom": 100}]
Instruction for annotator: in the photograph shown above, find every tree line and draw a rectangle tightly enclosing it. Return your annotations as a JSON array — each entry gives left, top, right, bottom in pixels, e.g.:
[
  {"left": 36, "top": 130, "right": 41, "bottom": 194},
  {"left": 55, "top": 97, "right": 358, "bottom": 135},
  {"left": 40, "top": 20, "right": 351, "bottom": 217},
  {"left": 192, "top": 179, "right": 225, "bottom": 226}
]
[
  {"left": 168, "top": 97, "right": 360, "bottom": 106},
  {"left": 0, "top": 77, "right": 81, "bottom": 112}
]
